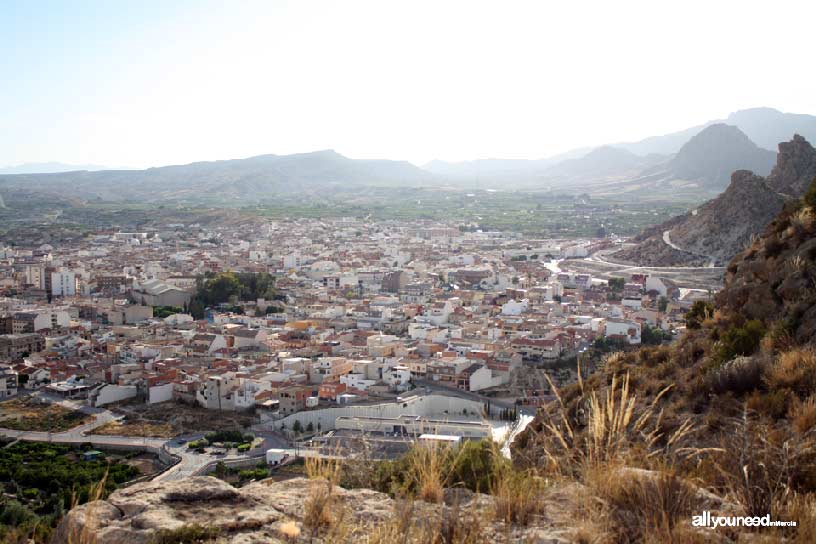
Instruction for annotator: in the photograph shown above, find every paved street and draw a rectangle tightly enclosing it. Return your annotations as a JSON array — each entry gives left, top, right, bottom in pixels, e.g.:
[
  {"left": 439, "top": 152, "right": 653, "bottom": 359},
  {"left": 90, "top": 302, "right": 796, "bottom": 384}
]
[{"left": 0, "top": 394, "right": 290, "bottom": 482}]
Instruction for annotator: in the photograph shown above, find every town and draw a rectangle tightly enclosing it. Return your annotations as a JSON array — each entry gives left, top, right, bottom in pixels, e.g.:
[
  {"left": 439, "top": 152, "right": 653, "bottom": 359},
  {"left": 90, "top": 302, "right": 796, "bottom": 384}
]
[{"left": 0, "top": 215, "right": 717, "bottom": 479}]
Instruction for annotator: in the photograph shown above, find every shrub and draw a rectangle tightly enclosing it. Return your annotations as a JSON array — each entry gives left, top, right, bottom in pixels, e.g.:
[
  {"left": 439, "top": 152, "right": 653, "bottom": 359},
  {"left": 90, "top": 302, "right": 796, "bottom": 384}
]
[
  {"left": 747, "top": 388, "right": 792, "bottom": 420},
  {"left": 714, "top": 412, "right": 816, "bottom": 518},
  {"left": 713, "top": 319, "right": 766, "bottom": 364},
  {"left": 706, "top": 355, "right": 765, "bottom": 394},
  {"left": 765, "top": 233, "right": 786, "bottom": 257},
  {"left": 685, "top": 301, "right": 714, "bottom": 329}
]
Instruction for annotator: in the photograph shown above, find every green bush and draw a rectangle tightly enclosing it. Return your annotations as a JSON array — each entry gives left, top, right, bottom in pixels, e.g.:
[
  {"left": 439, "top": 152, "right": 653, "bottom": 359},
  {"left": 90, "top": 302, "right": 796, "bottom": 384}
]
[
  {"left": 714, "top": 319, "right": 766, "bottom": 364},
  {"left": 153, "top": 305, "right": 183, "bottom": 318},
  {"left": 236, "top": 443, "right": 251, "bottom": 453},
  {"left": 204, "top": 430, "right": 252, "bottom": 444}
]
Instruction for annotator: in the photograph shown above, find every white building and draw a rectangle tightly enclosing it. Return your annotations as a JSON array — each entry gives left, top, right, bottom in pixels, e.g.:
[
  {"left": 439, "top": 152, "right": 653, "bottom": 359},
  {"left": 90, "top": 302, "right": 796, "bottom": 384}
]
[
  {"left": 51, "top": 270, "right": 78, "bottom": 297},
  {"left": 604, "top": 320, "right": 642, "bottom": 344}
]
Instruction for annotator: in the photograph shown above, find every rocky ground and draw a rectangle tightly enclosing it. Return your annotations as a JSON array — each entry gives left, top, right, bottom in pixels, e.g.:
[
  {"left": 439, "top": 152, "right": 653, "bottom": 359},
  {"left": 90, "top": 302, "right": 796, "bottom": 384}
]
[{"left": 53, "top": 476, "right": 580, "bottom": 543}]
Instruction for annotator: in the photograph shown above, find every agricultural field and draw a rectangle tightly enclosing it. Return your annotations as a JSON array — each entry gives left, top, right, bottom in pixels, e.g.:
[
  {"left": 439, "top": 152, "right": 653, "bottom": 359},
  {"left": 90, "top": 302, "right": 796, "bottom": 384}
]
[
  {"left": 0, "top": 442, "right": 144, "bottom": 543},
  {"left": 92, "top": 420, "right": 177, "bottom": 439}
]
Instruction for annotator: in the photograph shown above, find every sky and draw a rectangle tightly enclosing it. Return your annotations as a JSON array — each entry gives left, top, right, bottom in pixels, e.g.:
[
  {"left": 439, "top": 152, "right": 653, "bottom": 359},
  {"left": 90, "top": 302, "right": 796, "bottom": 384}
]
[{"left": 1, "top": 0, "right": 815, "bottom": 169}]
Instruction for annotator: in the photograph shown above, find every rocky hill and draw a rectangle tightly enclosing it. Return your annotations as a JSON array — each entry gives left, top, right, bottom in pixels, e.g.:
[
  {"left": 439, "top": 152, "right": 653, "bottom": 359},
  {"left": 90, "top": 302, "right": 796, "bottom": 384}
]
[
  {"left": 660, "top": 124, "right": 776, "bottom": 190},
  {"left": 615, "top": 134, "right": 816, "bottom": 266}
]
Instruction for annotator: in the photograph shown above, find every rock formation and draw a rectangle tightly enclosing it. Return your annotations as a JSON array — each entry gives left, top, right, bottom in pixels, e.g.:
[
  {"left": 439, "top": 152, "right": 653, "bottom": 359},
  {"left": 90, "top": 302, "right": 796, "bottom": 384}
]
[
  {"left": 53, "top": 476, "right": 572, "bottom": 544},
  {"left": 615, "top": 135, "right": 816, "bottom": 266}
]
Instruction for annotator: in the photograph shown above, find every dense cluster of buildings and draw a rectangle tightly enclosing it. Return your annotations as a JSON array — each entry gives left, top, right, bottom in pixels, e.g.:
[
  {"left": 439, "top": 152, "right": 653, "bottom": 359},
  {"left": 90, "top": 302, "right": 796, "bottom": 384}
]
[{"left": 0, "top": 217, "right": 705, "bottom": 425}]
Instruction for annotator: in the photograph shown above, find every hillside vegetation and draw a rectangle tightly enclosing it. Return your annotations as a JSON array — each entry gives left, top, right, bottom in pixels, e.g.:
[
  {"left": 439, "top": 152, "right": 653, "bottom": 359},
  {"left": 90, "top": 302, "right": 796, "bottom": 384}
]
[{"left": 513, "top": 177, "right": 816, "bottom": 542}]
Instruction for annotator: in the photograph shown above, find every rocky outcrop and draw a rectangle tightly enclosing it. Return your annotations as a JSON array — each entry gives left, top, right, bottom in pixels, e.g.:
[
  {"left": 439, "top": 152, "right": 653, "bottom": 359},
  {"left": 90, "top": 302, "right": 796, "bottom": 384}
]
[
  {"left": 615, "top": 135, "right": 816, "bottom": 266},
  {"left": 767, "top": 134, "right": 816, "bottom": 195},
  {"left": 665, "top": 170, "right": 785, "bottom": 263},
  {"left": 54, "top": 476, "right": 572, "bottom": 544}
]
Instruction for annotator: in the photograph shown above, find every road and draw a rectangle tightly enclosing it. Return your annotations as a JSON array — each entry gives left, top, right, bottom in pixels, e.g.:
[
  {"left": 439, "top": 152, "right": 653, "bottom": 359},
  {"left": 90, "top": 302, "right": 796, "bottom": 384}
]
[
  {"left": 662, "top": 230, "right": 718, "bottom": 268},
  {"left": 662, "top": 230, "right": 684, "bottom": 252},
  {"left": 585, "top": 248, "right": 724, "bottom": 272},
  {"left": 0, "top": 393, "right": 289, "bottom": 482}
]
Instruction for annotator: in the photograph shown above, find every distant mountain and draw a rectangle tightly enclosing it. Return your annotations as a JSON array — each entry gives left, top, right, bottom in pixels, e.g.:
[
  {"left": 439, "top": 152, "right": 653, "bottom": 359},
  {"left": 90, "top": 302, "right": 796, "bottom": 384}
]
[
  {"left": 540, "top": 146, "right": 665, "bottom": 182},
  {"left": 616, "top": 107, "right": 816, "bottom": 156},
  {"left": 660, "top": 124, "right": 776, "bottom": 189},
  {"left": 725, "top": 108, "right": 816, "bottom": 151},
  {"left": 422, "top": 148, "right": 590, "bottom": 183},
  {"left": 614, "top": 134, "right": 816, "bottom": 266},
  {"left": 0, "top": 162, "right": 113, "bottom": 174},
  {"left": 423, "top": 108, "right": 816, "bottom": 186},
  {"left": 0, "top": 150, "right": 431, "bottom": 202}
]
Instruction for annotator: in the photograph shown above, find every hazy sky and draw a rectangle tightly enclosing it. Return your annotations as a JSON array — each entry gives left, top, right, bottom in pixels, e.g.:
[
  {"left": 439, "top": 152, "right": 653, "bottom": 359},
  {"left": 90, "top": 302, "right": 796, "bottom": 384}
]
[{"left": 2, "top": 0, "right": 815, "bottom": 168}]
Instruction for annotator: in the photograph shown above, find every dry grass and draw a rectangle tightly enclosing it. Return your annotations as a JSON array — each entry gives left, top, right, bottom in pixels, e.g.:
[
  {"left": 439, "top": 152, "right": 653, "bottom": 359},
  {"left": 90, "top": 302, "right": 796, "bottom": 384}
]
[
  {"left": 278, "top": 520, "right": 301, "bottom": 541},
  {"left": 0, "top": 398, "right": 92, "bottom": 432},
  {"left": 302, "top": 453, "right": 345, "bottom": 536},
  {"left": 776, "top": 492, "right": 816, "bottom": 544},
  {"left": 93, "top": 420, "right": 177, "bottom": 438},
  {"left": 365, "top": 498, "right": 490, "bottom": 544},
  {"left": 791, "top": 207, "right": 816, "bottom": 232},
  {"left": 536, "top": 370, "right": 697, "bottom": 477},
  {"left": 490, "top": 465, "right": 546, "bottom": 526},
  {"left": 765, "top": 348, "right": 816, "bottom": 396},
  {"left": 65, "top": 469, "right": 109, "bottom": 544},
  {"left": 406, "top": 442, "right": 449, "bottom": 504},
  {"left": 713, "top": 408, "right": 816, "bottom": 518},
  {"left": 791, "top": 396, "right": 816, "bottom": 434},
  {"left": 585, "top": 466, "right": 698, "bottom": 543}
]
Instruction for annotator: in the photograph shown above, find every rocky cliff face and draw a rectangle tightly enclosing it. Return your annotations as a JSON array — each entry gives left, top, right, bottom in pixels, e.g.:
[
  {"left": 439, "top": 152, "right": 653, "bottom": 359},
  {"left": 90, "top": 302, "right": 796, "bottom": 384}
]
[
  {"left": 615, "top": 135, "right": 816, "bottom": 266},
  {"left": 767, "top": 134, "right": 816, "bottom": 195},
  {"left": 718, "top": 194, "right": 816, "bottom": 343}
]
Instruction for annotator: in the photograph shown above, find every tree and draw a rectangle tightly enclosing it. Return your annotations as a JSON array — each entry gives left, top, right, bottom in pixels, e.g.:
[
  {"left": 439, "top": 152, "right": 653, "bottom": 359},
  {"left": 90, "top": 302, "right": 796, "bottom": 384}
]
[
  {"left": 292, "top": 420, "right": 302, "bottom": 434},
  {"left": 306, "top": 421, "right": 314, "bottom": 433},
  {"left": 658, "top": 296, "right": 669, "bottom": 313},
  {"left": 608, "top": 277, "right": 625, "bottom": 291},
  {"left": 204, "top": 272, "right": 242, "bottom": 305},
  {"left": 685, "top": 300, "right": 714, "bottom": 329},
  {"left": 642, "top": 325, "right": 669, "bottom": 345},
  {"left": 189, "top": 299, "right": 205, "bottom": 319}
]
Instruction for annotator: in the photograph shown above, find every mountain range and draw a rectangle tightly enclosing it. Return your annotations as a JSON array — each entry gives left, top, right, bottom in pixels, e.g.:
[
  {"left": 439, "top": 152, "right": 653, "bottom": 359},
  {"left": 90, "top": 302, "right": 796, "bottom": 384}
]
[
  {"left": 0, "top": 107, "right": 815, "bottom": 203},
  {"left": 614, "top": 134, "right": 816, "bottom": 266},
  {"left": 0, "top": 162, "right": 114, "bottom": 174}
]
